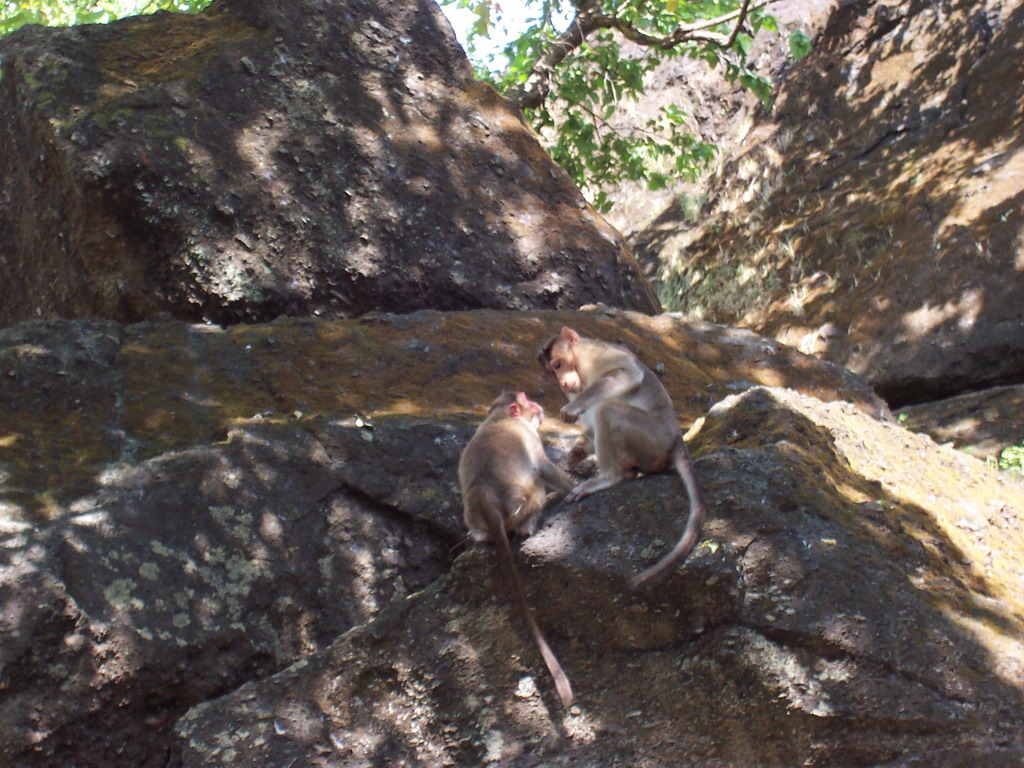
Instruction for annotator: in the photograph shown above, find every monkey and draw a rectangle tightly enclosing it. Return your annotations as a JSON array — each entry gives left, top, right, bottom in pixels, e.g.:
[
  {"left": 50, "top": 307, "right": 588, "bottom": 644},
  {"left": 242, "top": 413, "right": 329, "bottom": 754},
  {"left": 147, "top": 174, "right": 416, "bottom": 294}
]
[
  {"left": 458, "top": 390, "right": 576, "bottom": 707},
  {"left": 537, "top": 326, "right": 706, "bottom": 590}
]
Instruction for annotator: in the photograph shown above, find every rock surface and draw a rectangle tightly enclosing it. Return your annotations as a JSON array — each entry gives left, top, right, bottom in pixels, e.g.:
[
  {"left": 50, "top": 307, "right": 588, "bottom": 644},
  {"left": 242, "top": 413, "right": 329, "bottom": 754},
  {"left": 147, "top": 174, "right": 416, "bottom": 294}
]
[
  {"left": 0, "top": 310, "right": 886, "bottom": 766},
  {"left": 0, "top": 0, "right": 657, "bottom": 327},
  {"left": 175, "top": 386, "right": 1024, "bottom": 767},
  {"left": 0, "top": 414, "right": 453, "bottom": 767},
  {"left": 901, "top": 384, "right": 1024, "bottom": 460}
]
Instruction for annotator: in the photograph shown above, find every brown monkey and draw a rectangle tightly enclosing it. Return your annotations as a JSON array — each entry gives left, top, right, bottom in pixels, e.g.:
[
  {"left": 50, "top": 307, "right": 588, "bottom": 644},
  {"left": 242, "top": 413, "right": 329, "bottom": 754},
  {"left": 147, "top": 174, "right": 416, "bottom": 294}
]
[
  {"left": 458, "top": 390, "right": 576, "bottom": 706},
  {"left": 538, "top": 327, "right": 705, "bottom": 590}
]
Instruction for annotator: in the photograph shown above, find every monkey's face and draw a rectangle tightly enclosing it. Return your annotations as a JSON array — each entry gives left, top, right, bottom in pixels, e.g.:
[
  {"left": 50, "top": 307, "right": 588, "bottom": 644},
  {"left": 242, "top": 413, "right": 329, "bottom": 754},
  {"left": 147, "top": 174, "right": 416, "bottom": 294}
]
[{"left": 543, "top": 342, "right": 583, "bottom": 395}]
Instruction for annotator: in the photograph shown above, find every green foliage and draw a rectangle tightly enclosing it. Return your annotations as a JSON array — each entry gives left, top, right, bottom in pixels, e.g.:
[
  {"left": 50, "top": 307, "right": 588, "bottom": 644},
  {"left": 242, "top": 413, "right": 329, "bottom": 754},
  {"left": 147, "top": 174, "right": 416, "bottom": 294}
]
[
  {"left": 990, "top": 440, "right": 1024, "bottom": 476},
  {"left": 523, "top": 29, "right": 720, "bottom": 210},
  {"left": 0, "top": 0, "right": 209, "bottom": 37},
  {"left": 444, "top": 0, "right": 807, "bottom": 212}
]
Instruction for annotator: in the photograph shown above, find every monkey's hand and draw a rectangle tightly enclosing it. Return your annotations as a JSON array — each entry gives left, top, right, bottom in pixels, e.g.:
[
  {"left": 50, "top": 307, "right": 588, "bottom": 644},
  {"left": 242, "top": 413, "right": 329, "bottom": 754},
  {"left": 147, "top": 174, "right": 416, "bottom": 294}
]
[
  {"left": 567, "top": 444, "right": 589, "bottom": 470},
  {"left": 560, "top": 403, "right": 582, "bottom": 424}
]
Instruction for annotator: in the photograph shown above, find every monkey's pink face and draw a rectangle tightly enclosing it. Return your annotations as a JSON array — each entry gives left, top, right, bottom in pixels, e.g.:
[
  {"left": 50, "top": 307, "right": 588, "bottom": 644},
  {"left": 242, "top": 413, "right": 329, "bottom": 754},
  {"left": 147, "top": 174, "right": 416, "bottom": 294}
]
[{"left": 515, "top": 392, "right": 545, "bottom": 426}]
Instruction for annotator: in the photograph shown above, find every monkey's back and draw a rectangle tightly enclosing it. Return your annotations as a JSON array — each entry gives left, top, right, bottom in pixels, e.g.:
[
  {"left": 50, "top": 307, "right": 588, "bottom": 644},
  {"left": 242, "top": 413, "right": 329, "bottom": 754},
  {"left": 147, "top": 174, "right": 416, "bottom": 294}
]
[
  {"left": 458, "top": 418, "right": 548, "bottom": 535},
  {"left": 577, "top": 339, "right": 679, "bottom": 428}
]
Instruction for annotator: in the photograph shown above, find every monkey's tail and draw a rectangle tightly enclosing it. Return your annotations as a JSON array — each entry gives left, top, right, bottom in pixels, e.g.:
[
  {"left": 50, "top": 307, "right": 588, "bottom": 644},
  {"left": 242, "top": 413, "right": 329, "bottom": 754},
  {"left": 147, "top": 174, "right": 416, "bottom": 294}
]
[
  {"left": 482, "top": 491, "right": 574, "bottom": 707},
  {"left": 630, "top": 439, "right": 706, "bottom": 590}
]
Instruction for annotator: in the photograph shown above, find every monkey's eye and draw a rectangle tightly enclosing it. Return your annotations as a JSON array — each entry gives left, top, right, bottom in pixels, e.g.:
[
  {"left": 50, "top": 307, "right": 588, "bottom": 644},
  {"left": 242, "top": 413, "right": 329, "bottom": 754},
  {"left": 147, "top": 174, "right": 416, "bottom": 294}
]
[{"left": 552, "top": 361, "right": 562, "bottom": 371}]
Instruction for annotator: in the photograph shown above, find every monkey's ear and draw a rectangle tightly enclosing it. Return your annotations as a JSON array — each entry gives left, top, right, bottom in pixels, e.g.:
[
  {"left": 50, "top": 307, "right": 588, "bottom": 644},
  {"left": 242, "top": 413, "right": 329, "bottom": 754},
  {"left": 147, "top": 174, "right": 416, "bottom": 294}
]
[
  {"left": 509, "top": 402, "right": 522, "bottom": 419},
  {"left": 560, "top": 327, "right": 581, "bottom": 345},
  {"left": 538, "top": 337, "right": 557, "bottom": 368}
]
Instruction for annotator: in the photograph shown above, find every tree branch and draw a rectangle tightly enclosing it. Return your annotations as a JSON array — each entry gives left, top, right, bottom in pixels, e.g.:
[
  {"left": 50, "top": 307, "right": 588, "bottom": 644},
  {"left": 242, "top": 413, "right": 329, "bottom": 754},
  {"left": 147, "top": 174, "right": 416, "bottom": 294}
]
[
  {"left": 679, "top": 0, "right": 767, "bottom": 36},
  {"left": 505, "top": 0, "right": 772, "bottom": 111},
  {"left": 505, "top": 0, "right": 603, "bottom": 111},
  {"left": 722, "top": 0, "right": 755, "bottom": 49}
]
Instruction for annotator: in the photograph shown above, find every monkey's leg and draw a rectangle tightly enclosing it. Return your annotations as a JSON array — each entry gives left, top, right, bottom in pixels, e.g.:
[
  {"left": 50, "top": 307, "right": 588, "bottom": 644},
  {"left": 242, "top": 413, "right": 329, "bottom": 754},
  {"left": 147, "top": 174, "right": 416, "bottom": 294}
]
[
  {"left": 563, "top": 473, "right": 619, "bottom": 502},
  {"left": 507, "top": 489, "right": 544, "bottom": 536},
  {"left": 564, "top": 402, "right": 673, "bottom": 503}
]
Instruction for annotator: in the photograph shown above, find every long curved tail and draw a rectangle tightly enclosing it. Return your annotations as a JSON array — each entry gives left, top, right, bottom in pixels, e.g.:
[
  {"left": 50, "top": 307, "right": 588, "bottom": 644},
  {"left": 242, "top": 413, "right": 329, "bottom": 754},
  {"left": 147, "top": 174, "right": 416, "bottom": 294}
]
[
  {"left": 630, "top": 439, "right": 706, "bottom": 590},
  {"left": 482, "top": 493, "right": 574, "bottom": 707}
]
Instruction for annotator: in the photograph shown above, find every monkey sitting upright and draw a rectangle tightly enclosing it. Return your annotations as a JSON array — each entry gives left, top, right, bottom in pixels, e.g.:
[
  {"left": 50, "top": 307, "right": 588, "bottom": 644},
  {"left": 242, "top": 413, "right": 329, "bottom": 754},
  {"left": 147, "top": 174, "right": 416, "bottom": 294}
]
[
  {"left": 458, "top": 390, "right": 576, "bottom": 706},
  {"left": 538, "top": 327, "right": 706, "bottom": 590}
]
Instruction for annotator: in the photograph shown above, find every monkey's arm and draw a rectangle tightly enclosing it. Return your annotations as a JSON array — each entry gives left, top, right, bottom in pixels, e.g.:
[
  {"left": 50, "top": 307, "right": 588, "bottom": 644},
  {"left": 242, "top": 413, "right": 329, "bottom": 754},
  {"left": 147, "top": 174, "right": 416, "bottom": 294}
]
[
  {"left": 538, "top": 458, "right": 575, "bottom": 494},
  {"left": 561, "top": 365, "right": 643, "bottom": 422}
]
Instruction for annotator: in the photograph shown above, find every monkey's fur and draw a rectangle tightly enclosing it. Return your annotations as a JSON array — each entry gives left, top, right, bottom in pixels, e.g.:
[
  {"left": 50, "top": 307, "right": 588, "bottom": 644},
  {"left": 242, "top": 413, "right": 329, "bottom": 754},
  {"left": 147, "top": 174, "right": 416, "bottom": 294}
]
[
  {"left": 458, "top": 391, "right": 576, "bottom": 706},
  {"left": 539, "top": 327, "right": 705, "bottom": 589}
]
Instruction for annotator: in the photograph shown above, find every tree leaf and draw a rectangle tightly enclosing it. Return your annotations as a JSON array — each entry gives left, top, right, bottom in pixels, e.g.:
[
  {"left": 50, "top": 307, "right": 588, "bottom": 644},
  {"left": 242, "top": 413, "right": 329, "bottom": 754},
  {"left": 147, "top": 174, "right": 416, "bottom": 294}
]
[
  {"left": 789, "top": 28, "right": 812, "bottom": 60},
  {"left": 471, "top": 3, "right": 491, "bottom": 38}
]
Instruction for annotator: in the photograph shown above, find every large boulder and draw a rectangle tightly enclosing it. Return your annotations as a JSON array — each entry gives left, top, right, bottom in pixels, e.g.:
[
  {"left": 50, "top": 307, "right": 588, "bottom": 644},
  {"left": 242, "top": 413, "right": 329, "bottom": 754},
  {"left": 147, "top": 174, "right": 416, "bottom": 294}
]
[
  {"left": 0, "top": 0, "right": 658, "bottom": 328},
  {"left": 175, "top": 386, "right": 1024, "bottom": 767},
  {"left": 0, "top": 309, "right": 886, "bottom": 526},
  {"left": 0, "top": 416, "right": 452, "bottom": 767},
  {"left": 0, "top": 310, "right": 886, "bottom": 766}
]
